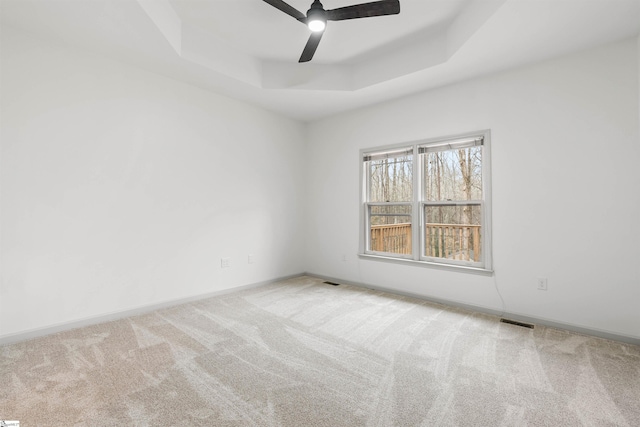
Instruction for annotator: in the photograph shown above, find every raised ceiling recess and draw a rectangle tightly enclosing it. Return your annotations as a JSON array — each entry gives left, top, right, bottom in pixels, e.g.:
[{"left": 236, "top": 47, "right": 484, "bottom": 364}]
[{"left": 144, "top": 0, "right": 503, "bottom": 91}]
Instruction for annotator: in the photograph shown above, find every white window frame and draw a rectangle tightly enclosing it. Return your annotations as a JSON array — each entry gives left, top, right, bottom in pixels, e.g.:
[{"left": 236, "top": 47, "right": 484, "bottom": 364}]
[{"left": 359, "top": 130, "right": 493, "bottom": 274}]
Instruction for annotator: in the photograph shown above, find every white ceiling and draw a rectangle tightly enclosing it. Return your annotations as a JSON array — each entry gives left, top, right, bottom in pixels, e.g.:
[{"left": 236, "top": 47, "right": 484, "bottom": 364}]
[{"left": 2, "top": 0, "right": 639, "bottom": 121}]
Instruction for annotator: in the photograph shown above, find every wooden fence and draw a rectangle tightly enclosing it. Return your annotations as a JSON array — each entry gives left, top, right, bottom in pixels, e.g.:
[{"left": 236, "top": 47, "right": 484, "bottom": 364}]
[
  {"left": 370, "top": 223, "right": 481, "bottom": 261},
  {"left": 370, "top": 223, "right": 412, "bottom": 254}
]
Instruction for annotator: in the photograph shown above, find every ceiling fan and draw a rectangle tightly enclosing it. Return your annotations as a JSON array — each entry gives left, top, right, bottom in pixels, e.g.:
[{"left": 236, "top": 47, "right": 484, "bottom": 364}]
[{"left": 263, "top": 0, "right": 401, "bottom": 63}]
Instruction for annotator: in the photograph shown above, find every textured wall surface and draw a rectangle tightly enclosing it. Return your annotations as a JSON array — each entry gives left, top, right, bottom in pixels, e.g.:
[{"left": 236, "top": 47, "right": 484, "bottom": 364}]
[
  {"left": 305, "top": 38, "right": 640, "bottom": 340},
  {"left": 0, "top": 27, "right": 306, "bottom": 338}
]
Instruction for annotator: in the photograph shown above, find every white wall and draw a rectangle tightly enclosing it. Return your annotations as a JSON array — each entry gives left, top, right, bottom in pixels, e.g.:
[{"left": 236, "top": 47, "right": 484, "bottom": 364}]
[
  {"left": 2, "top": 26, "right": 639, "bottom": 343},
  {"left": 0, "top": 27, "right": 306, "bottom": 338},
  {"left": 306, "top": 38, "right": 640, "bottom": 340}
]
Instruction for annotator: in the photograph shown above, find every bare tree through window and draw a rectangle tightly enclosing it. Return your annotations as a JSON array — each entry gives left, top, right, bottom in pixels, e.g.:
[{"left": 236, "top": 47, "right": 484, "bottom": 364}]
[
  {"left": 366, "top": 149, "right": 412, "bottom": 254},
  {"left": 423, "top": 145, "right": 482, "bottom": 261}
]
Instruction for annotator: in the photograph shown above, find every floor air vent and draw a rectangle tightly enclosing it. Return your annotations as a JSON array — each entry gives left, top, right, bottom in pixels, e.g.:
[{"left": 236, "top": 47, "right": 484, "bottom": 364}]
[
  {"left": 500, "top": 318, "right": 534, "bottom": 329},
  {"left": 323, "top": 281, "right": 340, "bottom": 286}
]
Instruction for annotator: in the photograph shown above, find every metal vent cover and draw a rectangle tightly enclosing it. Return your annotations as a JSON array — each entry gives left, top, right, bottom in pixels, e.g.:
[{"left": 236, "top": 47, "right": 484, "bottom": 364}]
[{"left": 500, "top": 318, "right": 534, "bottom": 329}]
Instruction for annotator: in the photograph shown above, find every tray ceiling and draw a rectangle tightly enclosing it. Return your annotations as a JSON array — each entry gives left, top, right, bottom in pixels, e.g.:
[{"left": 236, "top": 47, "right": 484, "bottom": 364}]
[{"left": 1, "top": 0, "right": 639, "bottom": 121}]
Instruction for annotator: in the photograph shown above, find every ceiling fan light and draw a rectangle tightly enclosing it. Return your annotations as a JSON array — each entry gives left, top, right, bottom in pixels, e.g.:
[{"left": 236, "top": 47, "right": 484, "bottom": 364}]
[
  {"left": 306, "top": 5, "right": 326, "bottom": 33},
  {"left": 308, "top": 19, "right": 326, "bottom": 32}
]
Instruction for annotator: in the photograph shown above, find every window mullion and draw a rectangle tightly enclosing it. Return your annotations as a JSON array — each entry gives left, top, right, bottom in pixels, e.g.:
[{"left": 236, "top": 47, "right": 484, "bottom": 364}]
[{"left": 412, "top": 144, "right": 421, "bottom": 260}]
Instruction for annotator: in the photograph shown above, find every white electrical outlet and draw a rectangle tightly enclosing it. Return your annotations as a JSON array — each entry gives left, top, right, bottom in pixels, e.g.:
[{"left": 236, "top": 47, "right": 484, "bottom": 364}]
[
  {"left": 221, "top": 258, "right": 230, "bottom": 268},
  {"left": 341, "top": 254, "right": 347, "bottom": 262},
  {"left": 248, "top": 254, "right": 255, "bottom": 264},
  {"left": 537, "top": 278, "right": 548, "bottom": 291}
]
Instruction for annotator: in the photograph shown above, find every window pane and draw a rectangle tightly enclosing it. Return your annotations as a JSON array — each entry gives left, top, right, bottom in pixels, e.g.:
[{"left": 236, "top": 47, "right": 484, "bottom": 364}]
[
  {"left": 422, "top": 146, "right": 482, "bottom": 201},
  {"left": 424, "top": 204, "right": 481, "bottom": 262},
  {"left": 369, "top": 205, "right": 412, "bottom": 254},
  {"left": 367, "top": 151, "right": 413, "bottom": 202}
]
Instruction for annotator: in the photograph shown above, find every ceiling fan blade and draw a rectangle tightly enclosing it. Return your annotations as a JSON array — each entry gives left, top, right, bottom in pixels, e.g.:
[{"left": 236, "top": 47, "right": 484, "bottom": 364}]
[
  {"left": 299, "top": 31, "right": 324, "bottom": 63},
  {"left": 326, "top": 0, "right": 400, "bottom": 21},
  {"left": 263, "top": 0, "right": 306, "bottom": 22}
]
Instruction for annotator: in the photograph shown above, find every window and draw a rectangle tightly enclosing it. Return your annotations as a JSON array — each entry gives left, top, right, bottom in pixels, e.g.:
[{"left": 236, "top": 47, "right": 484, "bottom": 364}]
[{"left": 361, "top": 131, "right": 492, "bottom": 272}]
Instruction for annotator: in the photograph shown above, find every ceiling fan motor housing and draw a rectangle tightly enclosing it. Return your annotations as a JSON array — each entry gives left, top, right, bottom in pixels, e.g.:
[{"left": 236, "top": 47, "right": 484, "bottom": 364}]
[{"left": 307, "top": 1, "right": 327, "bottom": 22}]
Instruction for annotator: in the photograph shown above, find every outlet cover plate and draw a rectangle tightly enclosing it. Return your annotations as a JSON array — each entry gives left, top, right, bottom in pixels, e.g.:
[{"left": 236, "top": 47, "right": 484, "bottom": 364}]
[{"left": 537, "top": 278, "right": 548, "bottom": 290}]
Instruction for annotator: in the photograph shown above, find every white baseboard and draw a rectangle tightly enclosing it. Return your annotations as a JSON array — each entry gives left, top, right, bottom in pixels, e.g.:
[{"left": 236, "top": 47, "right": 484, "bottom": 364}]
[
  {"left": 0, "top": 273, "right": 304, "bottom": 346},
  {"left": 306, "top": 272, "right": 640, "bottom": 347}
]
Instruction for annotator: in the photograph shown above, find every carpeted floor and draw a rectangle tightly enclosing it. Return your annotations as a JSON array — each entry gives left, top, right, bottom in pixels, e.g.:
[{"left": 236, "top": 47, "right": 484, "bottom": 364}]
[{"left": 1, "top": 275, "right": 639, "bottom": 426}]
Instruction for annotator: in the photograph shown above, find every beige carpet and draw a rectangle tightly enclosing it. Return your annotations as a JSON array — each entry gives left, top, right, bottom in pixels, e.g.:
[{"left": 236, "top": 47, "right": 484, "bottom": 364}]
[{"left": 1, "top": 276, "right": 639, "bottom": 426}]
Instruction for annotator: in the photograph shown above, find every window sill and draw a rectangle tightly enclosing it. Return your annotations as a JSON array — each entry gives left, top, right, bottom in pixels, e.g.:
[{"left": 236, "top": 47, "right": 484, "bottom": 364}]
[{"left": 358, "top": 253, "right": 494, "bottom": 276}]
